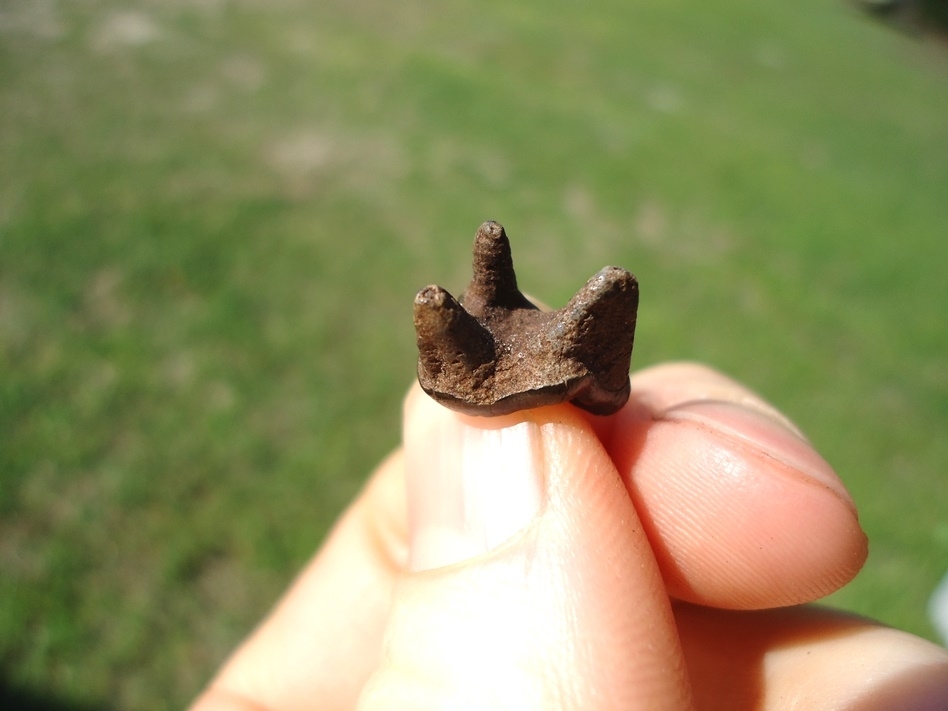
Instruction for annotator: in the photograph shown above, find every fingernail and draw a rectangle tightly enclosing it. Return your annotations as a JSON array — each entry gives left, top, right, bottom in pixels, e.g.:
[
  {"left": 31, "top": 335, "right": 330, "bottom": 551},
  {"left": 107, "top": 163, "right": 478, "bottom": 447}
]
[
  {"left": 662, "top": 400, "right": 856, "bottom": 512},
  {"left": 404, "top": 403, "right": 545, "bottom": 572}
]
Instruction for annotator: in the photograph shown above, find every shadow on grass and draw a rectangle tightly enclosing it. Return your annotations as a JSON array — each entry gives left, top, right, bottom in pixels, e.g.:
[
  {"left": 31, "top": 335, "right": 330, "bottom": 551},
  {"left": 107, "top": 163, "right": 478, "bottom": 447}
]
[
  {"left": 0, "top": 680, "right": 107, "bottom": 711},
  {"left": 855, "top": 0, "right": 948, "bottom": 36}
]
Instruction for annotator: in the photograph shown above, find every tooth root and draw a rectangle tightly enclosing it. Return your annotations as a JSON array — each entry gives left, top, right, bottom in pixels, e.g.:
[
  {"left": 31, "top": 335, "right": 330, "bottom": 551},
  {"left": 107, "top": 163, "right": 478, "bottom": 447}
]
[
  {"left": 414, "top": 285, "right": 495, "bottom": 379},
  {"left": 464, "top": 221, "right": 535, "bottom": 313},
  {"left": 554, "top": 267, "right": 639, "bottom": 390}
]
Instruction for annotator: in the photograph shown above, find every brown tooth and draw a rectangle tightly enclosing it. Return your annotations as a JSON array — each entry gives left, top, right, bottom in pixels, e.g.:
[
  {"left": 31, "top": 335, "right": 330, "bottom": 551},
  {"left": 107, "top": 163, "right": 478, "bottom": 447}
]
[{"left": 412, "top": 222, "right": 638, "bottom": 417}]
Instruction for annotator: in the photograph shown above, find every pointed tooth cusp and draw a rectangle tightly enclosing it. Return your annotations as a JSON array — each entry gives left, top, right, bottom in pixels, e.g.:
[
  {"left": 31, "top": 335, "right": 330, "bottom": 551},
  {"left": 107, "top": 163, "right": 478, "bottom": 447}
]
[
  {"left": 413, "top": 285, "right": 495, "bottom": 381},
  {"left": 465, "top": 220, "right": 531, "bottom": 312},
  {"left": 562, "top": 267, "right": 638, "bottom": 323},
  {"left": 582, "top": 266, "right": 638, "bottom": 302},
  {"left": 554, "top": 266, "right": 638, "bottom": 389}
]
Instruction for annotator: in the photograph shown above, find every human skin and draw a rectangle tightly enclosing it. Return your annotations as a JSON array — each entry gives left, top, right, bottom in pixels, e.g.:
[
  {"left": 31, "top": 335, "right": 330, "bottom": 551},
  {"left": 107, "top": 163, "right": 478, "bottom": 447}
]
[{"left": 190, "top": 362, "right": 948, "bottom": 711}]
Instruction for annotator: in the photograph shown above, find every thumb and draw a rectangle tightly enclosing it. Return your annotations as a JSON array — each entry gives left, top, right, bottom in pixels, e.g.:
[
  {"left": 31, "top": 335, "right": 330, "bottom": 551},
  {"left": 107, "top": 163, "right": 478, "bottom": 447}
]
[{"left": 357, "top": 386, "right": 692, "bottom": 711}]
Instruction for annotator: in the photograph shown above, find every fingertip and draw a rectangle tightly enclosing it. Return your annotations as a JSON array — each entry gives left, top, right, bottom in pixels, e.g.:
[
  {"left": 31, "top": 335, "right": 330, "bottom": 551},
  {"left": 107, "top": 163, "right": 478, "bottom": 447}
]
[
  {"left": 607, "top": 363, "right": 866, "bottom": 609},
  {"left": 661, "top": 399, "right": 856, "bottom": 513}
]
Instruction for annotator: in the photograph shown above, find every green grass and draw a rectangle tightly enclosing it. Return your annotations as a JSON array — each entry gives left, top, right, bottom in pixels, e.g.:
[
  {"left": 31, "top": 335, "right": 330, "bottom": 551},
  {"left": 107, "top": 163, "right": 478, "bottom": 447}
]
[{"left": 1, "top": 0, "right": 946, "bottom": 707}]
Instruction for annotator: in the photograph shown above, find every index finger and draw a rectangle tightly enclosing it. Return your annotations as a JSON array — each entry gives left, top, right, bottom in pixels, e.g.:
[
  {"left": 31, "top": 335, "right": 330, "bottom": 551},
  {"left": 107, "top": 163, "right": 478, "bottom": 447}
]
[{"left": 601, "top": 362, "right": 867, "bottom": 609}]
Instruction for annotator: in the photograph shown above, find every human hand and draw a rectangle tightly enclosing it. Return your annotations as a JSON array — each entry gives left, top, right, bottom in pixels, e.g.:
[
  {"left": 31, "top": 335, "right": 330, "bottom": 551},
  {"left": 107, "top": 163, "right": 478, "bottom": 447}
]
[{"left": 190, "top": 362, "right": 948, "bottom": 710}]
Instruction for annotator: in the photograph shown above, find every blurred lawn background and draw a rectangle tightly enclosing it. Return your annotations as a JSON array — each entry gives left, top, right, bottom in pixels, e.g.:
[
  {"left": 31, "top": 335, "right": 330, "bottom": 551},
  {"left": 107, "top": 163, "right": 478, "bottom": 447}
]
[{"left": 1, "top": 0, "right": 946, "bottom": 708}]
